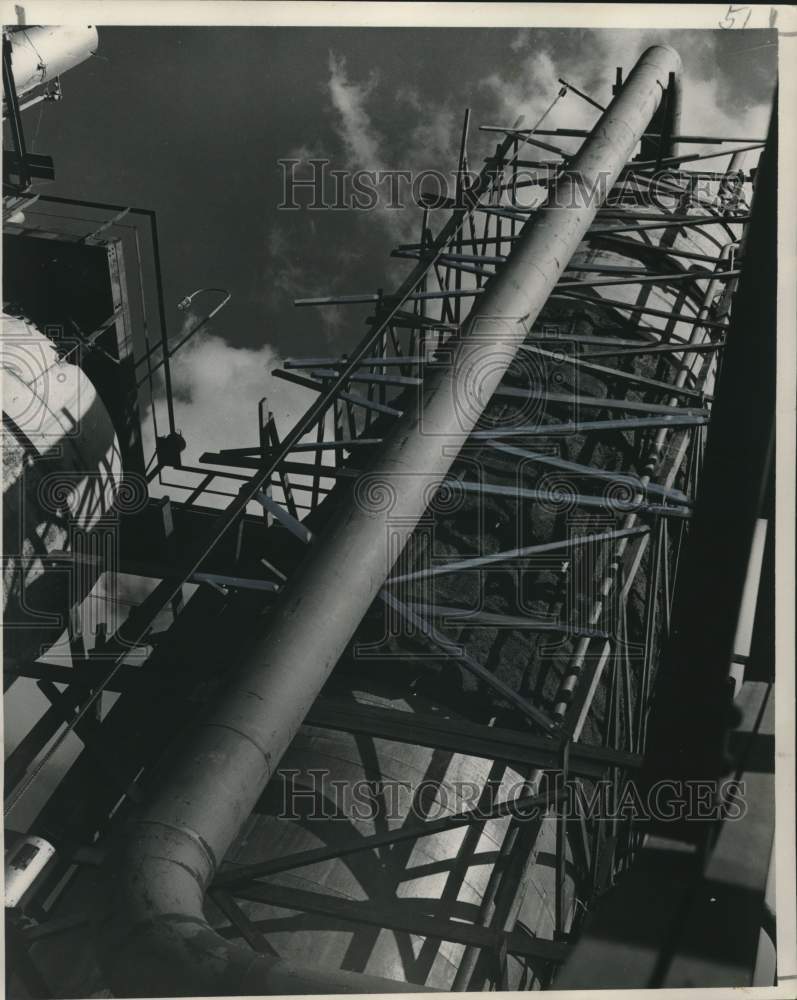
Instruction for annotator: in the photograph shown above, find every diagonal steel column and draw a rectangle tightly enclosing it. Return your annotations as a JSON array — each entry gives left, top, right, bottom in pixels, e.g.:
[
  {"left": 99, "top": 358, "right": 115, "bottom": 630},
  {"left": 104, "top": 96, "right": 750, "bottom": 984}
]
[{"left": 100, "top": 45, "right": 682, "bottom": 997}]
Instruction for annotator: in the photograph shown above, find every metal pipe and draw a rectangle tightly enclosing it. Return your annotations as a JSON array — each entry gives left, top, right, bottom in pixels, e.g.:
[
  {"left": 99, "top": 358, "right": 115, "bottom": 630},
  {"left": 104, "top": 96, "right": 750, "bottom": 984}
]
[
  {"left": 729, "top": 517, "right": 768, "bottom": 697},
  {"left": 135, "top": 288, "right": 232, "bottom": 376},
  {"left": 99, "top": 45, "right": 683, "bottom": 996},
  {"left": 4, "top": 25, "right": 97, "bottom": 98},
  {"left": 482, "top": 126, "right": 767, "bottom": 145}
]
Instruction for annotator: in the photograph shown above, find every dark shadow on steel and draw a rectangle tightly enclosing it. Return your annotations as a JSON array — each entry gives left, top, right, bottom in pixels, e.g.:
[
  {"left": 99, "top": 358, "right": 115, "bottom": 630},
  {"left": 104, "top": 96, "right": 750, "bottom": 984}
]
[{"left": 639, "top": 101, "right": 777, "bottom": 833}]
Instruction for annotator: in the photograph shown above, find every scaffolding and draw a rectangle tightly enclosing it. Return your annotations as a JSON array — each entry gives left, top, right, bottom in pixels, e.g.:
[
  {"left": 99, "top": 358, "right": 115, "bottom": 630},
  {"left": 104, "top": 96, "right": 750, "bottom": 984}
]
[{"left": 2, "top": 45, "right": 775, "bottom": 997}]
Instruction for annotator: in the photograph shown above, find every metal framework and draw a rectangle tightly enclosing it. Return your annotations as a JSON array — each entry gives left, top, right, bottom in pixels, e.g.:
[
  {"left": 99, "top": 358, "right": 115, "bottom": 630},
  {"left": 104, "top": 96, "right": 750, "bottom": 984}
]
[{"left": 3, "top": 45, "right": 772, "bottom": 997}]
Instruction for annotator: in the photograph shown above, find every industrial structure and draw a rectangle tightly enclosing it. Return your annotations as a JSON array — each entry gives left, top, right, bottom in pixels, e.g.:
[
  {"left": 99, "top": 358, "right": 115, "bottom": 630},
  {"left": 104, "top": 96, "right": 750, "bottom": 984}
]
[{"left": 3, "top": 27, "right": 777, "bottom": 996}]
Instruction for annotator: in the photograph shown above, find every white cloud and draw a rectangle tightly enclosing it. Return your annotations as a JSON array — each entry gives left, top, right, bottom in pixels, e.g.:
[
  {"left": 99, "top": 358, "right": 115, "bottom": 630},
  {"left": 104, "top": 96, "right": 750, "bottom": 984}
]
[
  {"left": 325, "top": 50, "right": 460, "bottom": 249},
  {"left": 328, "top": 52, "right": 383, "bottom": 171},
  {"left": 395, "top": 84, "right": 422, "bottom": 111},
  {"left": 479, "top": 31, "right": 772, "bottom": 164},
  {"left": 479, "top": 46, "right": 598, "bottom": 139},
  {"left": 409, "top": 104, "right": 459, "bottom": 172},
  {"left": 168, "top": 330, "right": 313, "bottom": 458},
  {"left": 265, "top": 224, "right": 346, "bottom": 338},
  {"left": 588, "top": 31, "right": 772, "bottom": 157},
  {"left": 142, "top": 317, "right": 335, "bottom": 512},
  {"left": 510, "top": 29, "right": 532, "bottom": 53}
]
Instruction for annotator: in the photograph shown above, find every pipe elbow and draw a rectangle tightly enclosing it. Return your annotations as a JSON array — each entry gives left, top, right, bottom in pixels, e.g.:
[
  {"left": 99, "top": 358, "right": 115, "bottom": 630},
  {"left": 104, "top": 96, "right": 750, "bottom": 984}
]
[
  {"left": 637, "top": 45, "right": 683, "bottom": 158},
  {"left": 645, "top": 43, "right": 682, "bottom": 72},
  {"left": 97, "top": 821, "right": 434, "bottom": 995},
  {"left": 96, "top": 822, "right": 244, "bottom": 997}
]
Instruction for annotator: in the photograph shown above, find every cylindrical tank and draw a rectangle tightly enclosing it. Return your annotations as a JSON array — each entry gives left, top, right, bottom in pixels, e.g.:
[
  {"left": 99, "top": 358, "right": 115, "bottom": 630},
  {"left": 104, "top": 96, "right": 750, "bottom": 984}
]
[
  {"left": 6, "top": 26, "right": 98, "bottom": 97},
  {"left": 2, "top": 314, "right": 122, "bottom": 669}
]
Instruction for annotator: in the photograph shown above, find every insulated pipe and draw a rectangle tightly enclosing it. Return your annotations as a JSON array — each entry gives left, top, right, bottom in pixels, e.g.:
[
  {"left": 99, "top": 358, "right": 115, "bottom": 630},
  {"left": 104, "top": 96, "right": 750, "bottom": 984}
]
[
  {"left": 100, "top": 45, "right": 682, "bottom": 997},
  {"left": 5, "top": 26, "right": 98, "bottom": 97}
]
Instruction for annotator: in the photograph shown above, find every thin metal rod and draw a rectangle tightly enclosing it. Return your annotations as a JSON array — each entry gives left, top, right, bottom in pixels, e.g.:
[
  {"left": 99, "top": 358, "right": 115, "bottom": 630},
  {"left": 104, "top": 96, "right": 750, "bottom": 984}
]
[
  {"left": 487, "top": 443, "right": 690, "bottom": 502},
  {"left": 625, "top": 141, "right": 765, "bottom": 170},
  {"left": 557, "top": 268, "right": 739, "bottom": 291},
  {"left": 387, "top": 526, "right": 649, "bottom": 584},
  {"left": 480, "top": 125, "right": 766, "bottom": 145},
  {"left": 397, "top": 600, "right": 610, "bottom": 638},
  {"left": 638, "top": 517, "right": 663, "bottom": 751},
  {"left": 455, "top": 478, "right": 692, "bottom": 518},
  {"left": 552, "top": 290, "right": 728, "bottom": 329},
  {"left": 557, "top": 77, "right": 606, "bottom": 112},
  {"left": 518, "top": 344, "right": 710, "bottom": 399},
  {"left": 585, "top": 341, "right": 724, "bottom": 360},
  {"left": 588, "top": 214, "right": 749, "bottom": 237},
  {"left": 215, "top": 787, "right": 559, "bottom": 889},
  {"left": 470, "top": 416, "right": 707, "bottom": 438},
  {"left": 494, "top": 384, "right": 708, "bottom": 417},
  {"left": 589, "top": 233, "right": 736, "bottom": 264},
  {"left": 381, "top": 592, "right": 557, "bottom": 729}
]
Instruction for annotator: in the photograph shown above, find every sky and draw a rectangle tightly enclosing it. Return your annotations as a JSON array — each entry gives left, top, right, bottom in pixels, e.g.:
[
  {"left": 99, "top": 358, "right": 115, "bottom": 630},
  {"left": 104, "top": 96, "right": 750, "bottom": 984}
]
[{"left": 24, "top": 24, "right": 777, "bottom": 480}]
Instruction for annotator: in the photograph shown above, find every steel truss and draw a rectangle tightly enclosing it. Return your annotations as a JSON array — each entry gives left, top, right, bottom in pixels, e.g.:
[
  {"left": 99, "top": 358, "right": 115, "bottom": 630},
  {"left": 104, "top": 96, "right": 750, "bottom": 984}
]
[{"left": 4, "top": 71, "right": 764, "bottom": 995}]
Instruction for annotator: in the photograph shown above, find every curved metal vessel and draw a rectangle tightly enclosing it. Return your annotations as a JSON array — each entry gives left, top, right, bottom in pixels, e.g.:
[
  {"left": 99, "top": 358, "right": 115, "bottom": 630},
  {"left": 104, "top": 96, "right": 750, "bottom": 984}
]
[
  {"left": 5, "top": 26, "right": 98, "bottom": 97},
  {"left": 2, "top": 315, "right": 122, "bottom": 669}
]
